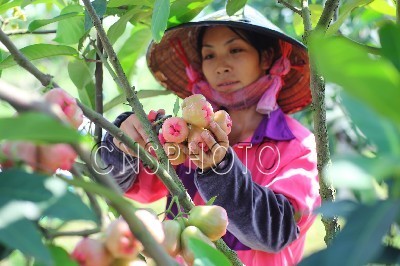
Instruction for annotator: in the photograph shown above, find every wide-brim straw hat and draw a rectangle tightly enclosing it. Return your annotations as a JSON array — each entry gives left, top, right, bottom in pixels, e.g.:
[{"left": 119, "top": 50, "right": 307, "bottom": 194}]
[{"left": 146, "top": 6, "right": 311, "bottom": 114}]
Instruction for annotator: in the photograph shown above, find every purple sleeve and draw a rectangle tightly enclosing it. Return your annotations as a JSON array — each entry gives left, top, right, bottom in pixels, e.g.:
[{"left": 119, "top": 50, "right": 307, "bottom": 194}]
[
  {"left": 194, "top": 148, "right": 299, "bottom": 253},
  {"left": 100, "top": 112, "right": 139, "bottom": 192}
]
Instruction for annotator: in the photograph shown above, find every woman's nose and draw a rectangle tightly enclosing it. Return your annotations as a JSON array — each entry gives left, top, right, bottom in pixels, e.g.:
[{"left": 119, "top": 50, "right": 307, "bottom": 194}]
[{"left": 216, "top": 58, "right": 231, "bottom": 74}]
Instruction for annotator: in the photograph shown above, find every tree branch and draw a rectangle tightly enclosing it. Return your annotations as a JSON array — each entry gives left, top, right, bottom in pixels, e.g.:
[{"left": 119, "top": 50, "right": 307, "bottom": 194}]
[
  {"left": 277, "top": 0, "right": 302, "bottom": 15},
  {"left": 0, "top": 28, "right": 58, "bottom": 88},
  {"left": 5, "top": 29, "right": 56, "bottom": 36},
  {"left": 94, "top": 32, "right": 104, "bottom": 146},
  {"left": 316, "top": 0, "right": 341, "bottom": 31},
  {"left": 301, "top": 0, "right": 313, "bottom": 44}
]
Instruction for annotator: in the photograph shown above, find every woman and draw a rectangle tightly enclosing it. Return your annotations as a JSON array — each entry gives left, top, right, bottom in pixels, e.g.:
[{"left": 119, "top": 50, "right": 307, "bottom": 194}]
[{"left": 102, "top": 6, "right": 320, "bottom": 266}]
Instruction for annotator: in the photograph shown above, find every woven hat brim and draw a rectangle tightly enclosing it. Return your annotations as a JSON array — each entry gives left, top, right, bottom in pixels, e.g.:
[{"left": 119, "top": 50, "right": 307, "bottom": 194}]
[{"left": 147, "top": 21, "right": 311, "bottom": 114}]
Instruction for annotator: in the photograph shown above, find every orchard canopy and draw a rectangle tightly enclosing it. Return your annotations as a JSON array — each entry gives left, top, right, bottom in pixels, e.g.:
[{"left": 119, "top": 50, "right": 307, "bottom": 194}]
[{"left": 0, "top": 0, "right": 399, "bottom": 266}]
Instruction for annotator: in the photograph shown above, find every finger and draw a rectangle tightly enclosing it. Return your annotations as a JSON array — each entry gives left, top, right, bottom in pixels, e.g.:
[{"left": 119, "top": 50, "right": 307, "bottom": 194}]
[
  {"left": 200, "top": 130, "right": 218, "bottom": 153},
  {"left": 157, "top": 109, "right": 166, "bottom": 116},
  {"left": 208, "top": 121, "right": 229, "bottom": 148}
]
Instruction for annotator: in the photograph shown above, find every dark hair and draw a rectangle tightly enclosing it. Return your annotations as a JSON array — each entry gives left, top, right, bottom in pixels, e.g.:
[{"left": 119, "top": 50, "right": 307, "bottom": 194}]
[{"left": 197, "top": 26, "right": 280, "bottom": 64}]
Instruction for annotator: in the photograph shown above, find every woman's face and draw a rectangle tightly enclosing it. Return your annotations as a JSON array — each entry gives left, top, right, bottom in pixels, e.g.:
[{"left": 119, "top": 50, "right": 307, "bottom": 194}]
[{"left": 201, "top": 26, "right": 271, "bottom": 93}]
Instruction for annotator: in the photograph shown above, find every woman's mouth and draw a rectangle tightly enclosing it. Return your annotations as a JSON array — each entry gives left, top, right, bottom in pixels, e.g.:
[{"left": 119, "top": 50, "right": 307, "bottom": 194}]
[{"left": 217, "top": 81, "right": 239, "bottom": 88}]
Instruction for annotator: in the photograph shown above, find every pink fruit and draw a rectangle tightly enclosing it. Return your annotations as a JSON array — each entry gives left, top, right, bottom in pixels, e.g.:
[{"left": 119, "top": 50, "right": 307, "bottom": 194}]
[
  {"left": 161, "top": 220, "right": 182, "bottom": 257},
  {"left": 213, "top": 110, "right": 232, "bottom": 135},
  {"left": 163, "top": 142, "right": 187, "bottom": 165},
  {"left": 135, "top": 209, "right": 165, "bottom": 257},
  {"left": 162, "top": 117, "right": 189, "bottom": 143},
  {"left": 37, "top": 144, "right": 77, "bottom": 173},
  {"left": 71, "top": 237, "right": 113, "bottom": 266},
  {"left": 104, "top": 218, "right": 143, "bottom": 260},
  {"left": 188, "top": 126, "right": 209, "bottom": 153},
  {"left": 1, "top": 141, "right": 37, "bottom": 168},
  {"left": 188, "top": 205, "right": 229, "bottom": 241},
  {"left": 182, "top": 96, "right": 214, "bottom": 128},
  {"left": 181, "top": 94, "right": 207, "bottom": 109},
  {"left": 43, "top": 88, "right": 84, "bottom": 129}
]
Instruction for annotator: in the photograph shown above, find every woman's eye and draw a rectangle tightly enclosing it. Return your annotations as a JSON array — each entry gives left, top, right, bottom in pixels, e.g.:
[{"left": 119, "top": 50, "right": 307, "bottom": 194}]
[
  {"left": 203, "top": 54, "right": 214, "bottom": 60},
  {"left": 231, "top": 48, "right": 243, "bottom": 54}
]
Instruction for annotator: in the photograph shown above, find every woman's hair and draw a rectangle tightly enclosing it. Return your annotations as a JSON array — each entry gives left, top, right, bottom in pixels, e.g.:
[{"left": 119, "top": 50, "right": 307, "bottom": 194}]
[{"left": 197, "top": 25, "right": 280, "bottom": 66}]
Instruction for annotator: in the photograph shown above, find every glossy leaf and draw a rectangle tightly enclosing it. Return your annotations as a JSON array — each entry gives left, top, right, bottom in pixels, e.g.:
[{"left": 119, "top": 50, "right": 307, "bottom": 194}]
[
  {"left": 188, "top": 238, "right": 231, "bottom": 266},
  {"left": 168, "top": 0, "right": 212, "bottom": 27},
  {"left": 326, "top": 0, "right": 373, "bottom": 36},
  {"left": 42, "top": 191, "right": 98, "bottom": 223},
  {"left": 367, "top": 0, "right": 396, "bottom": 16},
  {"left": 0, "top": 219, "right": 51, "bottom": 265},
  {"left": 341, "top": 92, "right": 400, "bottom": 155},
  {"left": 226, "top": 0, "right": 247, "bottom": 16},
  {"left": 107, "top": 0, "right": 153, "bottom": 8},
  {"left": 0, "top": 112, "right": 82, "bottom": 143},
  {"left": 68, "top": 59, "right": 96, "bottom": 110},
  {"left": 151, "top": 0, "right": 170, "bottom": 42},
  {"left": 28, "top": 12, "right": 82, "bottom": 32},
  {"left": 0, "top": 44, "right": 78, "bottom": 70},
  {"left": 54, "top": 5, "right": 85, "bottom": 44},
  {"left": 84, "top": 0, "right": 107, "bottom": 31},
  {"left": 379, "top": 22, "right": 400, "bottom": 72},
  {"left": 300, "top": 200, "right": 400, "bottom": 266},
  {"left": 107, "top": 7, "right": 141, "bottom": 44},
  {"left": 309, "top": 34, "right": 400, "bottom": 125},
  {"left": 118, "top": 25, "right": 152, "bottom": 78},
  {"left": 34, "top": 245, "right": 78, "bottom": 266}
]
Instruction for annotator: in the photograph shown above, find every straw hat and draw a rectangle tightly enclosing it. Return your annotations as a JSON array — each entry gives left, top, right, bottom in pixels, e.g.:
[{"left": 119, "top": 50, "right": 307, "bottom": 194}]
[{"left": 146, "top": 6, "right": 311, "bottom": 114}]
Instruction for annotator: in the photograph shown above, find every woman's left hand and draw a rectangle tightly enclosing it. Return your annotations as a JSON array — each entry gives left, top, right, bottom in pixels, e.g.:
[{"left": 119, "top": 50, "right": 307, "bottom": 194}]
[{"left": 188, "top": 121, "right": 229, "bottom": 170}]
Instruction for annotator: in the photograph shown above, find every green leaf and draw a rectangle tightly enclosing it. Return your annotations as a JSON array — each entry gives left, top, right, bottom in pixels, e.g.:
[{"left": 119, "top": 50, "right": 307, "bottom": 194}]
[
  {"left": 206, "top": 196, "right": 217, "bottom": 206},
  {"left": 226, "top": 0, "right": 247, "bottom": 16},
  {"left": 118, "top": 25, "right": 152, "bottom": 78},
  {"left": 309, "top": 34, "right": 400, "bottom": 125},
  {"left": 34, "top": 245, "right": 78, "bottom": 266},
  {"left": 107, "top": 7, "right": 141, "bottom": 44},
  {"left": 300, "top": 200, "right": 400, "bottom": 266},
  {"left": 0, "top": 219, "right": 52, "bottom": 265},
  {"left": 43, "top": 191, "right": 98, "bottom": 223},
  {"left": 173, "top": 97, "right": 180, "bottom": 117},
  {"left": 54, "top": 5, "right": 85, "bottom": 45},
  {"left": 341, "top": 92, "right": 400, "bottom": 155},
  {"left": 379, "top": 22, "right": 400, "bottom": 72},
  {"left": 28, "top": 12, "right": 82, "bottom": 32},
  {"left": 367, "top": 0, "right": 396, "bottom": 16},
  {"left": 68, "top": 59, "right": 95, "bottom": 110},
  {"left": 293, "top": 4, "right": 323, "bottom": 36},
  {"left": 0, "top": 44, "right": 78, "bottom": 70},
  {"left": 107, "top": 0, "right": 153, "bottom": 8},
  {"left": 0, "top": 242, "right": 13, "bottom": 261},
  {"left": 168, "top": 0, "right": 212, "bottom": 27},
  {"left": 326, "top": 0, "right": 373, "bottom": 36},
  {"left": 151, "top": 0, "right": 170, "bottom": 43},
  {"left": 0, "top": 112, "right": 82, "bottom": 143},
  {"left": 84, "top": 0, "right": 107, "bottom": 31},
  {"left": 188, "top": 238, "right": 232, "bottom": 266},
  {"left": 0, "top": 0, "right": 22, "bottom": 14}
]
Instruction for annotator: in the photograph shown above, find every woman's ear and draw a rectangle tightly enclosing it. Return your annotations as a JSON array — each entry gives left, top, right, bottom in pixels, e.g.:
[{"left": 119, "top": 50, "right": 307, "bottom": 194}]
[{"left": 260, "top": 49, "right": 274, "bottom": 71}]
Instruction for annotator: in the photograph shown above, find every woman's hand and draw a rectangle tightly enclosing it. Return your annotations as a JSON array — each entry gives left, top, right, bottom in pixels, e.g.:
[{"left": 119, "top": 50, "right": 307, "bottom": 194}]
[
  {"left": 113, "top": 109, "right": 165, "bottom": 156},
  {"left": 187, "top": 121, "right": 229, "bottom": 170}
]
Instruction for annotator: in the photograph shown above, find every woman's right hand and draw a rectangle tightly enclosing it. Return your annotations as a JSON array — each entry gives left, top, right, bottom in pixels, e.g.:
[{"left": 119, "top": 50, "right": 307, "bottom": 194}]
[{"left": 113, "top": 109, "right": 165, "bottom": 156}]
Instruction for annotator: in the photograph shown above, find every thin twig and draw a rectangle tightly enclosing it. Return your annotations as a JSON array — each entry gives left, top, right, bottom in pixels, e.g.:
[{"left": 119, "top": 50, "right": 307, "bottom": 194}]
[
  {"left": 0, "top": 28, "right": 58, "bottom": 88},
  {"left": 316, "top": 0, "right": 341, "bottom": 31},
  {"left": 94, "top": 32, "right": 104, "bottom": 146},
  {"left": 301, "top": 0, "right": 313, "bottom": 44},
  {"left": 277, "top": 0, "right": 302, "bottom": 15},
  {"left": 5, "top": 29, "right": 56, "bottom": 36},
  {"left": 41, "top": 226, "right": 101, "bottom": 239}
]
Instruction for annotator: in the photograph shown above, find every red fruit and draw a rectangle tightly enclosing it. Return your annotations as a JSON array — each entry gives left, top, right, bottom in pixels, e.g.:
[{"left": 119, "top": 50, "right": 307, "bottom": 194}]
[
  {"left": 37, "top": 144, "right": 77, "bottom": 174},
  {"left": 162, "top": 117, "right": 189, "bottom": 143},
  {"left": 135, "top": 209, "right": 165, "bottom": 257},
  {"left": 161, "top": 220, "right": 182, "bottom": 257},
  {"left": 187, "top": 126, "right": 209, "bottom": 152},
  {"left": 163, "top": 142, "right": 187, "bottom": 165},
  {"left": 104, "top": 218, "right": 143, "bottom": 259},
  {"left": 180, "top": 226, "right": 216, "bottom": 266},
  {"left": 1, "top": 141, "right": 37, "bottom": 168},
  {"left": 71, "top": 237, "right": 113, "bottom": 266},
  {"left": 43, "top": 88, "right": 83, "bottom": 129},
  {"left": 213, "top": 110, "right": 232, "bottom": 135},
  {"left": 187, "top": 205, "right": 229, "bottom": 241},
  {"left": 182, "top": 96, "right": 214, "bottom": 128}
]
